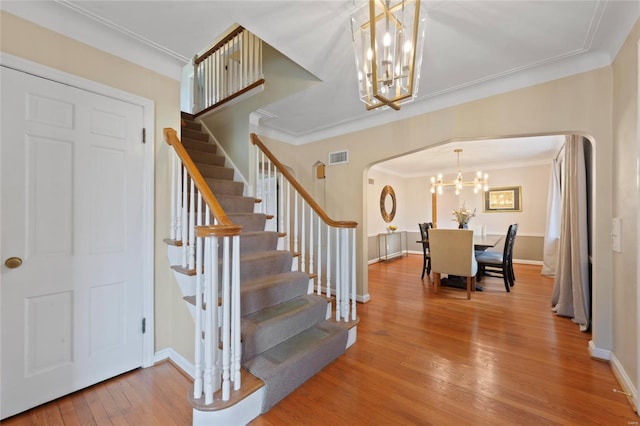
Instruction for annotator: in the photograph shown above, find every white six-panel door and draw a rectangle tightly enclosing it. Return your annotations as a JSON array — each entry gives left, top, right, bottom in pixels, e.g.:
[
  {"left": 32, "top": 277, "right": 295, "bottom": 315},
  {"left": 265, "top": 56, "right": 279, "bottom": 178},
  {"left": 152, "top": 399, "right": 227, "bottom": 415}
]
[{"left": 1, "top": 66, "right": 145, "bottom": 419}]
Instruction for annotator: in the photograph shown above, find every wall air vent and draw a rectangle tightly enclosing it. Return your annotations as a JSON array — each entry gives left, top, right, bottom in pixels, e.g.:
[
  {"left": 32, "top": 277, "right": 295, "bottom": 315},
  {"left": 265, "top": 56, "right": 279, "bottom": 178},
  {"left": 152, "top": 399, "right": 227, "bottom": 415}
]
[{"left": 328, "top": 150, "right": 349, "bottom": 166}]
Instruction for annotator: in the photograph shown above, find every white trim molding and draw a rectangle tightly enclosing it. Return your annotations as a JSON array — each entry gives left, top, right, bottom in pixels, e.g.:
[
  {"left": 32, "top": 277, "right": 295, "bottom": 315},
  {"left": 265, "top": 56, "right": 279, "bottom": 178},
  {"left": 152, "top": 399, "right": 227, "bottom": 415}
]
[{"left": 588, "top": 340, "right": 611, "bottom": 361}]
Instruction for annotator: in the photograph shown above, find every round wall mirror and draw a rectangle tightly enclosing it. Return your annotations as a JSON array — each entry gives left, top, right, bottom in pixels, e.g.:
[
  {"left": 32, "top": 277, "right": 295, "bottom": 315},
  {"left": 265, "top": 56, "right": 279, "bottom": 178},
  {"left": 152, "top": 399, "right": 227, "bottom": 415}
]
[{"left": 380, "top": 185, "right": 396, "bottom": 223}]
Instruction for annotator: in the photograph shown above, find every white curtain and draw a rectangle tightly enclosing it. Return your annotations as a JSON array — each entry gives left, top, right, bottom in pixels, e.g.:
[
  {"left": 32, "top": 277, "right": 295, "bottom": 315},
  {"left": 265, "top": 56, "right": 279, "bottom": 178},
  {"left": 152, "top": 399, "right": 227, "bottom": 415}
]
[
  {"left": 551, "top": 135, "right": 590, "bottom": 331},
  {"left": 542, "top": 155, "right": 562, "bottom": 275}
]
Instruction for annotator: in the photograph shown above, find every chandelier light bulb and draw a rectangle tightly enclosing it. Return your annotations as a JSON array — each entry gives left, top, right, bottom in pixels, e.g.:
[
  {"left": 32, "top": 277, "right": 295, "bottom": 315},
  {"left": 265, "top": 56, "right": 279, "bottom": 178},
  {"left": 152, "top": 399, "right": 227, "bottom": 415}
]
[
  {"left": 367, "top": 48, "right": 373, "bottom": 61},
  {"left": 383, "top": 32, "right": 391, "bottom": 47},
  {"left": 403, "top": 40, "right": 412, "bottom": 53}
]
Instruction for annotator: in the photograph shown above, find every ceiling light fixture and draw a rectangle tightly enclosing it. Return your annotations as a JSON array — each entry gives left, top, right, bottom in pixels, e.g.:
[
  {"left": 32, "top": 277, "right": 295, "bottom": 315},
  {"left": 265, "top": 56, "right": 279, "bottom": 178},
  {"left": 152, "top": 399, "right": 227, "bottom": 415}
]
[
  {"left": 430, "top": 149, "right": 489, "bottom": 196},
  {"left": 351, "top": 0, "right": 426, "bottom": 111}
]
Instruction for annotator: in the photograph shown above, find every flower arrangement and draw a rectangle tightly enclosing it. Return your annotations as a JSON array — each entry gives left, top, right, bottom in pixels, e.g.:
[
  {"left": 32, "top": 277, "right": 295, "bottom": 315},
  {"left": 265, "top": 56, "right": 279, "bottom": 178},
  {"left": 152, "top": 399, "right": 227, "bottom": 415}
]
[
  {"left": 388, "top": 225, "right": 398, "bottom": 232},
  {"left": 452, "top": 203, "right": 476, "bottom": 228}
]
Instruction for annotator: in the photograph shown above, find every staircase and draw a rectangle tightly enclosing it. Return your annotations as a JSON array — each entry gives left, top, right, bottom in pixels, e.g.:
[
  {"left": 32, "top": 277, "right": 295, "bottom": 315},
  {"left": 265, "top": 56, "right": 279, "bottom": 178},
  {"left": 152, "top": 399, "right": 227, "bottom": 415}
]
[{"left": 167, "top": 113, "right": 352, "bottom": 423}]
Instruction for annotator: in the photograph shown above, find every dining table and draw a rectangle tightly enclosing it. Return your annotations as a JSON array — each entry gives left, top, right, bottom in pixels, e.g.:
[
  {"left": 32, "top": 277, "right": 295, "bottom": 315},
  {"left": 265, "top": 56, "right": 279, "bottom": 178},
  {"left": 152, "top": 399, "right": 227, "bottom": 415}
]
[
  {"left": 416, "top": 233, "right": 503, "bottom": 252},
  {"left": 417, "top": 233, "right": 503, "bottom": 291}
]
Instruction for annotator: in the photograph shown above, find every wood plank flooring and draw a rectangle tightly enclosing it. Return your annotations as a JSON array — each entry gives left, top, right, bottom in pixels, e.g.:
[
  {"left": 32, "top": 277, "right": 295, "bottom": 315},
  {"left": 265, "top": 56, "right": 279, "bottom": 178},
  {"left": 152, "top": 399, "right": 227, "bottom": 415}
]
[
  {"left": 5, "top": 256, "right": 638, "bottom": 425},
  {"left": 251, "top": 256, "right": 637, "bottom": 425}
]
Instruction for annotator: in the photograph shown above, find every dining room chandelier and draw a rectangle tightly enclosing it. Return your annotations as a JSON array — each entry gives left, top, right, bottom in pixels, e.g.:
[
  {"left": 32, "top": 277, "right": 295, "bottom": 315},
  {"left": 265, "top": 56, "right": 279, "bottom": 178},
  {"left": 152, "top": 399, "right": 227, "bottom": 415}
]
[
  {"left": 430, "top": 149, "right": 489, "bottom": 196},
  {"left": 351, "top": 0, "right": 426, "bottom": 111}
]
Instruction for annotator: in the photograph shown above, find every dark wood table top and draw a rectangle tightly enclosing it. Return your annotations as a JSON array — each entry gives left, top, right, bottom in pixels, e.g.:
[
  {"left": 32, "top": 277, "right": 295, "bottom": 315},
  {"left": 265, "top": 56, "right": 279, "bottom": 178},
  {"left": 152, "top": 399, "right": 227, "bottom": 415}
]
[{"left": 417, "top": 234, "right": 503, "bottom": 251}]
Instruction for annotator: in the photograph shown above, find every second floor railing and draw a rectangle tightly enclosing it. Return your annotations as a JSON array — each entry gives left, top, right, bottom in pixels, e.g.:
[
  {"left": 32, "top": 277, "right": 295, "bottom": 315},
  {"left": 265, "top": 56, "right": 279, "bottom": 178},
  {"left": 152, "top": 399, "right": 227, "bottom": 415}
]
[
  {"left": 251, "top": 133, "right": 359, "bottom": 323},
  {"left": 193, "top": 26, "right": 264, "bottom": 116}
]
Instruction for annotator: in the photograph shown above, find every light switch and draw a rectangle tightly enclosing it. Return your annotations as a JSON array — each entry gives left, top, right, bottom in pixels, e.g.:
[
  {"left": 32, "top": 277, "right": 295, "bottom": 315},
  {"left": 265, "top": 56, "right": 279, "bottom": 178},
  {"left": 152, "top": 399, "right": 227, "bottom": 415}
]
[{"left": 612, "top": 217, "right": 621, "bottom": 252}]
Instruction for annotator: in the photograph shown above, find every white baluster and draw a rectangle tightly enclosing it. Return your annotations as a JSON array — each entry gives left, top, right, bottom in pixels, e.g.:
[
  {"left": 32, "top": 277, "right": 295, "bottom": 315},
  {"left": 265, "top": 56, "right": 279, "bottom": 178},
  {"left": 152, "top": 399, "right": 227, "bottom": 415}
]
[
  {"left": 278, "top": 173, "right": 284, "bottom": 231},
  {"left": 309, "top": 211, "right": 314, "bottom": 292},
  {"left": 175, "top": 155, "right": 182, "bottom": 241},
  {"left": 285, "top": 181, "right": 291, "bottom": 252},
  {"left": 300, "top": 200, "right": 306, "bottom": 273},
  {"left": 335, "top": 227, "right": 340, "bottom": 321},
  {"left": 181, "top": 167, "right": 188, "bottom": 267},
  {"left": 188, "top": 179, "right": 196, "bottom": 270},
  {"left": 170, "top": 150, "right": 177, "bottom": 240},
  {"left": 351, "top": 227, "right": 357, "bottom": 321},
  {"left": 317, "top": 219, "right": 322, "bottom": 295},
  {"left": 232, "top": 234, "right": 242, "bottom": 389},
  {"left": 203, "top": 236, "right": 214, "bottom": 404},
  {"left": 192, "top": 56, "right": 198, "bottom": 113},
  {"left": 326, "top": 225, "right": 332, "bottom": 299},
  {"left": 341, "top": 228, "right": 349, "bottom": 321},
  {"left": 193, "top": 194, "right": 204, "bottom": 399},
  {"left": 293, "top": 192, "right": 299, "bottom": 271},
  {"left": 221, "top": 237, "right": 231, "bottom": 401}
]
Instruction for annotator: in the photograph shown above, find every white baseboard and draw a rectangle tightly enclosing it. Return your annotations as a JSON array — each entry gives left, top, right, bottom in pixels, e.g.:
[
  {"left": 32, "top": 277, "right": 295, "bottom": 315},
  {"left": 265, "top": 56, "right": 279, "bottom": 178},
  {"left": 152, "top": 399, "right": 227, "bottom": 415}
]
[
  {"left": 610, "top": 352, "right": 638, "bottom": 411},
  {"left": 513, "top": 259, "right": 543, "bottom": 265},
  {"left": 356, "top": 293, "right": 371, "bottom": 303},
  {"left": 588, "top": 340, "right": 611, "bottom": 360},
  {"left": 154, "top": 348, "right": 195, "bottom": 379}
]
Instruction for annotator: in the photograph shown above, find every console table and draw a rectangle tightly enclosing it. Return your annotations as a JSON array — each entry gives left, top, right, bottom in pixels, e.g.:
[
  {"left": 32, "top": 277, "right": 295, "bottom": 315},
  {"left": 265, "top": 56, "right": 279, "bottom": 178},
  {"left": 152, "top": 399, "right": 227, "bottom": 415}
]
[{"left": 377, "top": 231, "right": 407, "bottom": 261}]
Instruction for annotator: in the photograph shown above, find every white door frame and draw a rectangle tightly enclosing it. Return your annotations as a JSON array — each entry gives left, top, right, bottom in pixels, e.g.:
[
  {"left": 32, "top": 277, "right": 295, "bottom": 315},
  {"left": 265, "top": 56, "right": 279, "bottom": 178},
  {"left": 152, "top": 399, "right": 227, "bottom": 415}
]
[{"left": 0, "top": 53, "right": 156, "bottom": 368}]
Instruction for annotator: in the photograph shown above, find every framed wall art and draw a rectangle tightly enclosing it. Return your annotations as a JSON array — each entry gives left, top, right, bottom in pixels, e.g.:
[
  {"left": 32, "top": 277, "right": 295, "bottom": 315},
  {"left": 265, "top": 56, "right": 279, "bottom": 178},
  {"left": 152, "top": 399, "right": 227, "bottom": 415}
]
[{"left": 483, "top": 186, "right": 522, "bottom": 212}]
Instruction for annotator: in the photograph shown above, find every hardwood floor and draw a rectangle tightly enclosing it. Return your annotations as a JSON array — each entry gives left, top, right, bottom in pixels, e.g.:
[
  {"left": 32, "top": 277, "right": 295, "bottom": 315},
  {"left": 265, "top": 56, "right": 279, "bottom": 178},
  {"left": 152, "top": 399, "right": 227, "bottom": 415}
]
[
  {"left": 2, "top": 362, "right": 192, "bottom": 425},
  {"left": 251, "top": 256, "right": 637, "bottom": 425},
  {"left": 5, "top": 256, "right": 637, "bottom": 425}
]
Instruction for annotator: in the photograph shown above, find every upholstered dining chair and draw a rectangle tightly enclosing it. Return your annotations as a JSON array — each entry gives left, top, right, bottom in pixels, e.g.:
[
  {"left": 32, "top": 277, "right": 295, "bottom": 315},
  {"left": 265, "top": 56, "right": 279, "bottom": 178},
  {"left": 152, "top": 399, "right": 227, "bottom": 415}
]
[
  {"left": 418, "top": 222, "right": 433, "bottom": 279},
  {"left": 476, "top": 223, "right": 518, "bottom": 292},
  {"left": 428, "top": 229, "right": 478, "bottom": 300}
]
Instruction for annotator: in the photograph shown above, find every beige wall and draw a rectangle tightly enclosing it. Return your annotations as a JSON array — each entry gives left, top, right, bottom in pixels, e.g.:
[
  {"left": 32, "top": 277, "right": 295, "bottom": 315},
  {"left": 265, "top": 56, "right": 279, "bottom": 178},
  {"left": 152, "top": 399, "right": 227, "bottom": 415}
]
[
  {"left": 366, "top": 163, "right": 549, "bottom": 263},
  {"left": 612, "top": 19, "right": 640, "bottom": 389},
  {"left": 0, "top": 12, "right": 191, "bottom": 360},
  {"left": 259, "top": 65, "right": 615, "bottom": 355}
]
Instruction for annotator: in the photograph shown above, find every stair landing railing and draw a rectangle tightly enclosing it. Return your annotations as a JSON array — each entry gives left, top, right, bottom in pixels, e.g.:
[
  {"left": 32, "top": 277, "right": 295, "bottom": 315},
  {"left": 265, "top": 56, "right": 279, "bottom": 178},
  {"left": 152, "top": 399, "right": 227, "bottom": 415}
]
[
  {"left": 192, "top": 26, "right": 264, "bottom": 116},
  {"left": 164, "top": 127, "right": 241, "bottom": 406},
  {"left": 251, "top": 133, "right": 358, "bottom": 323}
]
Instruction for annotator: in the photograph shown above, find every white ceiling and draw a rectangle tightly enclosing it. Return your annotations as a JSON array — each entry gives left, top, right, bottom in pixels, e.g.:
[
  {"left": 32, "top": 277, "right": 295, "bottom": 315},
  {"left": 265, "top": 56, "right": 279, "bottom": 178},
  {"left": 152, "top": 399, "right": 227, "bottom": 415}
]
[
  {"left": 371, "top": 134, "right": 565, "bottom": 178},
  {"left": 2, "top": 0, "right": 638, "bottom": 171}
]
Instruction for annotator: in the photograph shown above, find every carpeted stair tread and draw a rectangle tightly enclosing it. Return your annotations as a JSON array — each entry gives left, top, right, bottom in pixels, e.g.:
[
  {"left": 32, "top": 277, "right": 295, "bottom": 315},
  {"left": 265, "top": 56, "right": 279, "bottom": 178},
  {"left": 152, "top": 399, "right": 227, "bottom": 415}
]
[
  {"left": 183, "top": 138, "right": 217, "bottom": 154},
  {"left": 195, "top": 163, "right": 234, "bottom": 180},
  {"left": 217, "top": 194, "right": 257, "bottom": 214},
  {"left": 205, "top": 178, "right": 244, "bottom": 196},
  {"left": 242, "top": 294, "right": 329, "bottom": 362},
  {"left": 243, "top": 321, "right": 348, "bottom": 412},
  {"left": 181, "top": 120, "right": 201, "bottom": 131},
  {"left": 237, "top": 231, "right": 279, "bottom": 254},
  {"left": 226, "top": 213, "right": 268, "bottom": 232},
  {"left": 182, "top": 127, "right": 209, "bottom": 142},
  {"left": 240, "top": 271, "right": 310, "bottom": 316},
  {"left": 188, "top": 150, "right": 225, "bottom": 167},
  {"left": 239, "top": 251, "right": 294, "bottom": 282}
]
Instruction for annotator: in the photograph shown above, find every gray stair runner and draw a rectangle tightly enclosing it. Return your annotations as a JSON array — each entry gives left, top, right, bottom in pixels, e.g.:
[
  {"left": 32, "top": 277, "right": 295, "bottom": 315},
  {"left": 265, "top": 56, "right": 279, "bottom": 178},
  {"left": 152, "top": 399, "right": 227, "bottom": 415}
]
[{"left": 177, "top": 112, "right": 347, "bottom": 413}]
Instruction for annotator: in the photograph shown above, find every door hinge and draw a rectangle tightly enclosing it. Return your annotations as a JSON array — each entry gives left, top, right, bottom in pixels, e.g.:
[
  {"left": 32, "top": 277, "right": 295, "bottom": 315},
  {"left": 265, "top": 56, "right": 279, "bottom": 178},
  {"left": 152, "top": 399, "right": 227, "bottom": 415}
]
[
  {"left": 142, "top": 317, "right": 146, "bottom": 334},
  {"left": 142, "top": 128, "right": 146, "bottom": 144}
]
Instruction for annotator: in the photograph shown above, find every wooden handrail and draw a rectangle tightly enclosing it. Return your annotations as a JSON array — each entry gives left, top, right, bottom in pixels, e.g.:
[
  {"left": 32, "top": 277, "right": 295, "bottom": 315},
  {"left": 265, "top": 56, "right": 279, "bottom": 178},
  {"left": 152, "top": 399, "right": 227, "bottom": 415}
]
[
  {"left": 194, "top": 79, "right": 265, "bottom": 119},
  {"left": 195, "top": 26, "right": 245, "bottom": 65},
  {"left": 164, "top": 128, "right": 242, "bottom": 237},
  {"left": 250, "top": 133, "right": 358, "bottom": 229}
]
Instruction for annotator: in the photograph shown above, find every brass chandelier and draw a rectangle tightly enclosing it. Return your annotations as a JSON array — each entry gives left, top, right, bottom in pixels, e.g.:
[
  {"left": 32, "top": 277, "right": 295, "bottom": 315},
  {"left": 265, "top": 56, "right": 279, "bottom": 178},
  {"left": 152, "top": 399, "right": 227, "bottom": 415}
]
[
  {"left": 351, "top": 0, "right": 426, "bottom": 111},
  {"left": 430, "top": 149, "right": 489, "bottom": 195}
]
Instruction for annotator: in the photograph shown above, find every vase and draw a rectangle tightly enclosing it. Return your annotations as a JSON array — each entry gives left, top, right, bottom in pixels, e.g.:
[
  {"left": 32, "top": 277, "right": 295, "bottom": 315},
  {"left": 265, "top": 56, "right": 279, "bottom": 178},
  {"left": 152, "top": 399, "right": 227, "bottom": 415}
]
[{"left": 458, "top": 223, "right": 468, "bottom": 229}]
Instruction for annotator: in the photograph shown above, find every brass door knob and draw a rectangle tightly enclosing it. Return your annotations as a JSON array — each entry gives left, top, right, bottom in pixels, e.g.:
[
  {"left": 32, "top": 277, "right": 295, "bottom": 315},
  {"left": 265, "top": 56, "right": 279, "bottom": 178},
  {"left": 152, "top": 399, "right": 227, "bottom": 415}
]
[{"left": 4, "top": 257, "right": 23, "bottom": 269}]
